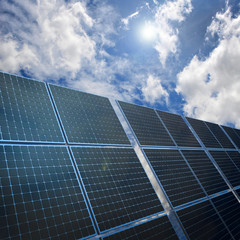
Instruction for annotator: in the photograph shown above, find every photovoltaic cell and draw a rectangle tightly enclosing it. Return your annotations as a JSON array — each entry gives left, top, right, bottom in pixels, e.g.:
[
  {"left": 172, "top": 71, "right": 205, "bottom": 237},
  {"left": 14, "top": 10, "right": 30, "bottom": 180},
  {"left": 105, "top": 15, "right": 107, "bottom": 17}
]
[
  {"left": 119, "top": 101, "right": 174, "bottom": 146},
  {"left": 212, "top": 192, "right": 240, "bottom": 240},
  {"left": 0, "top": 145, "right": 95, "bottom": 240},
  {"left": 233, "top": 128, "right": 240, "bottom": 140},
  {"left": 144, "top": 149, "right": 206, "bottom": 207},
  {"left": 0, "top": 72, "right": 64, "bottom": 142},
  {"left": 177, "top": 200, "right": 232, "bottom": 240},
  {"left": 49, "top": 84, "right": 130, "bottom": 144},
  {"left": 71, "top": 147, "right": 163, "bottom": 231},
  {"left": 157, "top": 110, "right": 200, "bottom": 147},
  {"left": 103, "top": 215, "right": 178, "bottom": 240},
  {"left": 226, "top": 151, "right": 240, "bottom": 170},
  {"left": 205, "top": 122, "right": 234, "bottom": 149},
  {"left": 182, "top": 150, "right": 228, "bottom": 195},
  {"left": 236, "top": 189, "right": 240, "bottom": 203},
  {"left": 209, "top": 151, "right": 240, "bottom": 187},
  {"left": 186, "top": 117, "right": 222, "bottom": 148},
  {"left": 222, "top": 126, "right": 240, "bottom": 148}
]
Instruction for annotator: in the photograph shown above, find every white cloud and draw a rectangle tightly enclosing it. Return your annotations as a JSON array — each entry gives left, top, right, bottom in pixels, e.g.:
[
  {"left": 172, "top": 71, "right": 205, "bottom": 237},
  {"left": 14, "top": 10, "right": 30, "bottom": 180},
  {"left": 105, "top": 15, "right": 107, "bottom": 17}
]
[
  {"left": 176, "top": 5, "right": 240, "bottom": 128},
  {"left": 0, "top": 0, "right": 139, "bottom": 101},
  {"left": 0, "top": 0, "right": 96, "bottom": 80},
  {"left": 121, "top": 0, "right": 192, "bottom": 66},
  {"left": 121, "top": 11, "right": 139, "bottom": 30},
  {"left": 142, "top": 75, "right": 169, "bottom": 104},
  {"left": 153, "top": 0, "right": 192, "bottom": 66}
]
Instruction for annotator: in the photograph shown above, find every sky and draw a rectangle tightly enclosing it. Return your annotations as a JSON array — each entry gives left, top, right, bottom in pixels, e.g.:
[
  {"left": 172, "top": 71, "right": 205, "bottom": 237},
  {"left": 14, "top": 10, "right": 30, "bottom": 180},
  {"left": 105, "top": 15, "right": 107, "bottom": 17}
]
[{"left": 0, "top": 0, "right": 240, "bottom": 128}]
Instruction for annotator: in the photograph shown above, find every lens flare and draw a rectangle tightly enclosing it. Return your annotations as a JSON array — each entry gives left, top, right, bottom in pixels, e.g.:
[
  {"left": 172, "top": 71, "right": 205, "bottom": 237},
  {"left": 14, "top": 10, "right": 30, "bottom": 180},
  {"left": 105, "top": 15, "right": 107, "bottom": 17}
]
[{"left": 141, "top": 22, "right": 157, "bottom": 41}]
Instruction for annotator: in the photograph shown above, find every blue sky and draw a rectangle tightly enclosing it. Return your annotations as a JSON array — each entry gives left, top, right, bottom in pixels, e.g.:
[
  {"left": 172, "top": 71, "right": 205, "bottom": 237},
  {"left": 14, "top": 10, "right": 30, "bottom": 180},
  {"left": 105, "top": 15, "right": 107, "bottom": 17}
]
[{"left": 0, "top": 0, "right": 240, "bottom": 127}]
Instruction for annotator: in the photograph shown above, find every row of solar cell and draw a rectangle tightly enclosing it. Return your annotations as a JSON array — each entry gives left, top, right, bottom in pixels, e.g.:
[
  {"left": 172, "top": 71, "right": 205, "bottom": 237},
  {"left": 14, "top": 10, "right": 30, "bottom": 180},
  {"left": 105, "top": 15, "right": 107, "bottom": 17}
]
[
  {"left": 119, "top": 100, "right": 240, "bottom": 150},
  {"left": 143, "top": 149, "right": 235, "bottom": 207},
  {"left": 104, "top": 191, "right": 240, "bottom": 240},
  {"left": 0, "top": 72, "right": 130, "bottom": 145},
  {"left": 103, "top": 215, "right": 178, "bottom": 240},
  {"left": 1, "top": 72, "right": 240, "bottom": 150},
  {"left": 103, "top": 190, "right": 240, "bottom": 239},
  {"left": 222, "top": 126, "right": 240, "bottom": 148},
  {"left": 177, "top": 192, "right": 240, "bottom": 240},
  {"left": 2, "top": 145, "right": 239, "bottom": 239},
  {"left": 209, "top": 151, "right": 240, "bottom": 187},
  {"left": 0, "top": 145, "right": 165, "bottom": 239}
]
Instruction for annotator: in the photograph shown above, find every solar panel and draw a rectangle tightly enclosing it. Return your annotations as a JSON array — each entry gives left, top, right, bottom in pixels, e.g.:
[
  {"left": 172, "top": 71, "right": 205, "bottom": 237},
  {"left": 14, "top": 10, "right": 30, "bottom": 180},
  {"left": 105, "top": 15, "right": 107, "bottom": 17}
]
[
  {"left": 156, "top": 110, "right": 200, "bottom": 147},
  {"left": 177, "top": 200, "right": 232, "bottom": 240},
  {"left": 233, "top": 128, "right": 240, "bottom": 140},
  {"left": 0, "top": 72, "right": 64, "bottom": 142},
  {"left": 226, "top": 151, "right": 240, "bottom": 169},
  {"left": 186, "top": 117, "right": 221, "bottom": 148},
  {"left": 0, "top": 145, "right": 96, "bottom": 240},
  {"left": 209, "top": 151, "right": 240, "bottom": 187},
  {"left": 49, "top": 84, "right": 130, "bottom": 144},
  {"left": 222, "top": 126, "right": 240, "bottom": 148},
  {"left": 211, "top": 192, "right": 240, "bottom": 240},
  {"left": 103, "top": 215, "right": 178, "bottom": 240},
  {"left": 181, "top": 150, "right": 228, "bottom": 195},
  {"left": 144, "top": 149, "right": 206, "bottom": 207},
  {"left": 205, "top": 122, "right": 234, "bottom": 149},
  {"left": 71, "top": 147, "right": 163, "bottom": 231},
  {"left": 236, "top": 189, "right": 240, "bottom": 202},
  {"left": 118, "top": 101, "right": 174, "bottom": 146}
]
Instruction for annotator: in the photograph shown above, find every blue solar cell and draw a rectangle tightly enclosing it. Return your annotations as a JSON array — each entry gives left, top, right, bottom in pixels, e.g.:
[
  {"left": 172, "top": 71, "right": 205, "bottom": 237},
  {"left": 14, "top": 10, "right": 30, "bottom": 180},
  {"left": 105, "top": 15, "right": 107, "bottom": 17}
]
[
  {"left": 205, "top": 122, "right": 234, "bottom": 149},
  {"left": 0, "top": 145, "right": 96, "bottom": 240},
  {"left": 233, "top": 128, "right": 240, "bottom": 141},
  {"left": 0, "top": 72, "right": 64, "bottom": 143},
  {"left": 49, "top": 84, "right": 130, "bottom": 144},
  {"left": 177, "top": 200, "right": 232, "bottom": 240},
  {"left": 222, "top": 126, "right": 240, "bottom": 148},
  {"left": 182, "top": 150, "right": 228, "bottom": 195},
  {"left": 103, "top": 215, "right": 178, "bottom": 240},
  {"left": 144, "top": 149, "right": 206, "bottom": 207},
  {"left": 119, "top": 101, "right": 174, "bottom": 146},
  {"left": 209, "top": 151, "right": 240, "bottom": 187},
  {"left": 226, "top": 151, "right": 240, "bottom": 170},
  {"left": 71, "top": 147, "right": 163, "bottom": 231},
  {"left": 212, "top": 192, "right": 240, "bottom": 239},
  {"left": 186, "top": 117, "right": 222, "bottom": 148},
  {"left": 157, "top": 110, "right": 200, "bottom": 147}
]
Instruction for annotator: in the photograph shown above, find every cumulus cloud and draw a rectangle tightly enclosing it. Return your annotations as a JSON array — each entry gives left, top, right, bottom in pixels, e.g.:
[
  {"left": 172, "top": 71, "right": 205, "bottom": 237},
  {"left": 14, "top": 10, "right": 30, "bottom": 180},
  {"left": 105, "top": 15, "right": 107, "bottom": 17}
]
[
  {"left": 176, "top": 5, "right": 240, "bottom": 127},
  {"left": 0, "top": 0, "right": 137, "bottom": 101},
  {"left": 153, "top": 0, "right": 193, "bottom": 66},
  {"left": 141, "top": 75, "right": 169, "bottom": 105},
  {"left": 0, "top": 0, "right": 96, "bottom": 80}
]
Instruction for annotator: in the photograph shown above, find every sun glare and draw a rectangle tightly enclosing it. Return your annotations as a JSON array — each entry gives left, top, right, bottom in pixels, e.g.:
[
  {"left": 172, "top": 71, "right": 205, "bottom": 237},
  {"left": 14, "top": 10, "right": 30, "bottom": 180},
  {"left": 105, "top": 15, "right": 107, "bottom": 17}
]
[{"left": 141, "top": 22, "right": 157, "bottom": 41}]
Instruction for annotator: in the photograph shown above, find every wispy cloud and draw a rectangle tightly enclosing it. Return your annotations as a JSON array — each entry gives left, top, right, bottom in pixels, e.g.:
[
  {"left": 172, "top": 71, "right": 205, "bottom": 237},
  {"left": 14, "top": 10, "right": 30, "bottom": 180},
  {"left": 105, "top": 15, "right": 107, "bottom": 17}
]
[
  {"left": 153, "top": 0, "right": 193, "bottom": 66},
  {"left": 176, "top": 4, "right": 240, "bottom": 127},
  {"left": 121, "top": 11, "right": 139, "bottom": 30}
]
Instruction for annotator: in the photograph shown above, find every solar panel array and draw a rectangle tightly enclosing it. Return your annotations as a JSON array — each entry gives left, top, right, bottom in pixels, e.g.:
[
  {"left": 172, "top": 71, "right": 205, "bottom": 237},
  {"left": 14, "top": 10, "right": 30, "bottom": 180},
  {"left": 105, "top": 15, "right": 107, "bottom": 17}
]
[{"left": 1, "top": 71, "right": 240, "bottom": 240}]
